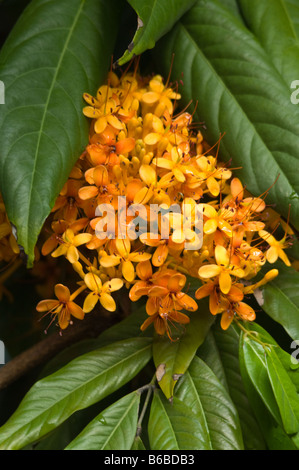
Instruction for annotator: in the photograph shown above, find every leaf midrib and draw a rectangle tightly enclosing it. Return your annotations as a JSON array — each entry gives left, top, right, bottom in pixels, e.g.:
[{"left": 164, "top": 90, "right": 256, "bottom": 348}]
[
  {"left": 0, "top": 342, "right": 151, "bottom": 449},
  {"left": 178, "top": 20, "right": 298, "bottom": 198},
  {"left": 100, "top": 393, "right": 139, "bottom": 450},
  {"left": 23, "top": 0, "right": 85, "bottom": 249}
]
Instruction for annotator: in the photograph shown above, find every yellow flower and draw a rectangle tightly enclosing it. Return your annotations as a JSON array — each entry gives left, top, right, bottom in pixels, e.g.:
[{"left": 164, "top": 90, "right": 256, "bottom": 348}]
[
  {"left": 258, "top": 230, "right": 291, "bottom": 266},
  {"left": 83, "top": 272, "right": 123, "bottom": 313},
  {"left": 195, "top": 156, "right": 232, "bottom": 197},
  {"left": 198, "top": 245, "right": 245, "bottom": 294},
  {"left": 51, "top": 229, "right": 92, "bottom": 263},
  {"left": 100, "top": 238, "right": 152, "bottom": 283},
  {"left": 141, "top": 75, "right": 181, "bottom": 117}
]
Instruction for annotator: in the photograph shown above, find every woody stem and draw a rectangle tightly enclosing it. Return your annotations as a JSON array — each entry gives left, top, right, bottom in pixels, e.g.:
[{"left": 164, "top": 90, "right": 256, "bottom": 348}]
[{"left": 136, "top": 375, "right": 156, "bottom": 437}]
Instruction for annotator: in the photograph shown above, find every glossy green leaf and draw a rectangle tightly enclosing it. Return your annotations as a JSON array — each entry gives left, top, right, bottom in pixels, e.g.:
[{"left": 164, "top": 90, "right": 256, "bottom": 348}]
[
  {"left": 0, "top": 337, "right": 152, "bottom": 450},
  {"left": 66, "top": 391, "right": 140, "bottom": 450},
  {"left": 239, "top": 341, "right": 297, "bottom": 450},
  {"left": 238, "top": 0, "right": 299, "bottom": 86},
  {"left": 239, "top": 329, "right": 282, "bottom": 425},
  {"left": 198, "top": 323, "right": 266, "bottom": 449},
  {"left": 148, "top": 390, "right": 208, "bottom": 450},
  {"left": 40, "top": 303, "right": 150, "bottom": 378},
  {"left": 0, "top": 0, "right": 120, "bottom": 265},
  {"left": 259, "top": 262, "right": 299, "bottom": 341},
  {"left": 266, "top": 348, "right": 299, "bottom": 434},
  {"left": 154, "top": 0, "right": 299, "bottom": 230},
  {"left": 117, "top": 0, "right": 197, "bottom": 65},
  {"left": 285, "top": 0, "right": 299, "bottom": 37},
  {"left": 153, "top": 298, "right": 214, "bottom": 399},
  {"left": 175, "top": 355, "right": 244, "bottom": 450},
  {"left": 242, "top": 322, "right": 299, "bottom": 390}
]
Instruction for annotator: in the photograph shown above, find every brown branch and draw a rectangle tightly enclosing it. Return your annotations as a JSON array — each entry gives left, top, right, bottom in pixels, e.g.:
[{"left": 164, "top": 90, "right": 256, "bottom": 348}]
[{"left": 0, "top": 308, "right": 118, "bottom": 391}]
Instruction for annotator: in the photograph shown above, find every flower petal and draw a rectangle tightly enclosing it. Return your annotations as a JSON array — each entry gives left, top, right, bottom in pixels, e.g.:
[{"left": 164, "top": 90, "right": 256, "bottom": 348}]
[
  {"left": 219, "top": 271, "right": 232, "bottom": 295},
  {"left": 84, "top": 272, "right": 102, "bottom": 293},
  {"left": 198, "top": 264, "right": 221, "bottom": 278},
  {"left": 122, "top": 260, "right": 135, "bottom": 282},
  {"left": 83, "top": 292, "right": 98, "bottom": 313},
  {"left": 55, "top": 284, "right": 70, "bottom": 302},
  {"left": 68, "top": 301, "right": 85, "bottom": 320},
  {"left": 100, "top": 293, "right": 116, "bottom": 312}
]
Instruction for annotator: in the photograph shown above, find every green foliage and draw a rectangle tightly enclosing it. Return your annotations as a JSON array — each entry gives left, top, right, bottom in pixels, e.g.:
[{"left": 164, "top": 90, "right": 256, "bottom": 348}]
[
  {"left": 0, "top": 0, "right": 299, "bottom": 451},
  {"left": 0, "top": 0, "right": 121, "bottom": 266},
  {"left": 154, "top": 0, "right": 299, "bottom": 230}
]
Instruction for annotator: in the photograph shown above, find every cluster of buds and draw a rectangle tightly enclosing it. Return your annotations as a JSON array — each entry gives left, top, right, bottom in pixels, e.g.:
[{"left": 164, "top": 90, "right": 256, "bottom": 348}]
[{"left": 35, "top": 69, "right": 292, "bottom": 337}]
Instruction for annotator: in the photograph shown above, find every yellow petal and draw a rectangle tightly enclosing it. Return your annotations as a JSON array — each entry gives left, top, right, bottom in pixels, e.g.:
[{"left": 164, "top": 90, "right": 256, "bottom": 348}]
[
  {"left": 68, "top": 301, "right": 85, "bottom": 320},
  {"left": 83, "top": 292, "right": 98, "bottom": 313},
  {"left": 133, "top": 186, "right": 154, "bottom": 205},
  {"left": 73, "top": 233, "right": 93, "bottom": 247},
  {"left": 215, "top": 245, "right": 230, "bottom": 267},
  {"left": 36, "top": 299, "right": 59, "bottom": 312},
  {"left": 100, "top": 255, "right": 121, "bottom": 268},
  {"left": 259, "top": 230, "right": 276, "bottom": 246},
  {"left": 266, "top": 246, "right": 278, "bottom": 264},
  {"left": 207, "top": 176, "right": 220, "bottom": 197},
  {"left": 54, "top": 284, "right": 70, "bottom": 302},
  {"left": 219, "top": 271, "right": 231, "bottom": 295},
  {"left": 204, "top": 218, "right": 218, "bottom": 234},
  {"left": 155, "top": 158, "right": 174, "bottom": 170},
  {"left": 115, "top": 237, "right": 131, "bottom": 258},
  {"left": 103, "top": 278, "right": 124, "bottom": 292},
  {"left": 139, "top": 164, "right": 157, "bottom": 186},
  {"left": 278, "top": 248, "right": 291, "bottom": 267},
  {"left": 122, "top": 260, "right": 135, "bottom": 282},
  {"left": 142, "top": 91, "right": 159, "bottom": 104},
  {"left": 51, "top": 244, "right": 67, "bottom": 258},
  {"left": 84, "top": 272, "right": 102, "bottom": 293},
  {"left": 220, "top": 311, "right": 234, "bottom": 330},
  {"left": 67, "top": 245, "right": 79, "bottom": 264},
  {"left": 100, "top": 293, "right": 116, "bottom": 312},
  {"left": 94, "top": 116, "right": 107, "bottom": 134},
  {"left": 107, "top": 114, "right": 123, "bottom": 130},
  {"left": 78, "top": 186, "right": 99, "bottom": 200},
  {"left": 144, "top": 133, "right": 161, "bottom": 145},
  {"left": 198, "top": 264, "right": 221, "bottom": 278}
]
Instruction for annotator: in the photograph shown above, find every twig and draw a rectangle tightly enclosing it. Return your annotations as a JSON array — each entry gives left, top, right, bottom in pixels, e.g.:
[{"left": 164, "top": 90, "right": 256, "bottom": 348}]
[{"left": 0, "top": 308, "right": 117, "bottom": 391}]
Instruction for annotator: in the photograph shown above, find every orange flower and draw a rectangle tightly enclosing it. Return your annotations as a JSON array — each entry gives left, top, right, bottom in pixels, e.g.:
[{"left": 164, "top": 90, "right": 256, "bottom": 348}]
[{"left": 36, "top": 284, "right": 84, "bottom": 330}]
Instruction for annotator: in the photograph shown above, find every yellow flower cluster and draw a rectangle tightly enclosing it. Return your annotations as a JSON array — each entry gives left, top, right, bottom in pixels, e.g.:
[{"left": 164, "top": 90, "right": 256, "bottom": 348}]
[{"left": 36, "top": 70, "right": 291, "bottom": 336}]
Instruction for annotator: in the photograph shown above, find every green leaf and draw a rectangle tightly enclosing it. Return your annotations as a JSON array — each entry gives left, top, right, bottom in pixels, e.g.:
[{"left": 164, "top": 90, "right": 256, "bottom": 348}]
[
  {"left": 154, "top": 0, "right": 299, "bottom": 230},
  {"left": 0, "top": 0, "right": 121, "bottom": 265},
  {"left": 117, "top": 0, "right": 197, "bottom": 65},
  {"left": 266, "top": 348, "right": 299, "bottom": 434},
  {"left": 259, "top": 262, "right": 299, "bottom": 341},
  {"left": 239, "top": 342, "right": 297, "bottom": 450},
  {"left": 65, "top": 391, "right": 140, "bottom": 450},
  {"left": 131, "top": 435, "right": 146, "bottom": 450},
  {"left": 198, "top": 323, "right": 266, "bottom": 449},
  {"left": 153, "top": 298, "right": 214, "bottom": 399},
  {"left": 148, "top": 390, "right": 208, "bottom": 450},
  {"left": 284, "top": 0, "right": 299, "bottom": 37},
  {"left": 175, "top": 355, "right": 244, "bottom": 450},
  {"left": 0, "top": 337, "right": 152, "bottom": 450},
  {"left": 238, "top": 0, "right": 299, "bottom": 86},
  {"left": 40, "top": 303, "right": 150, "bottom": 378},
  {"left": 239, "top": 329, "right": 282, "bottom": 425}
]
